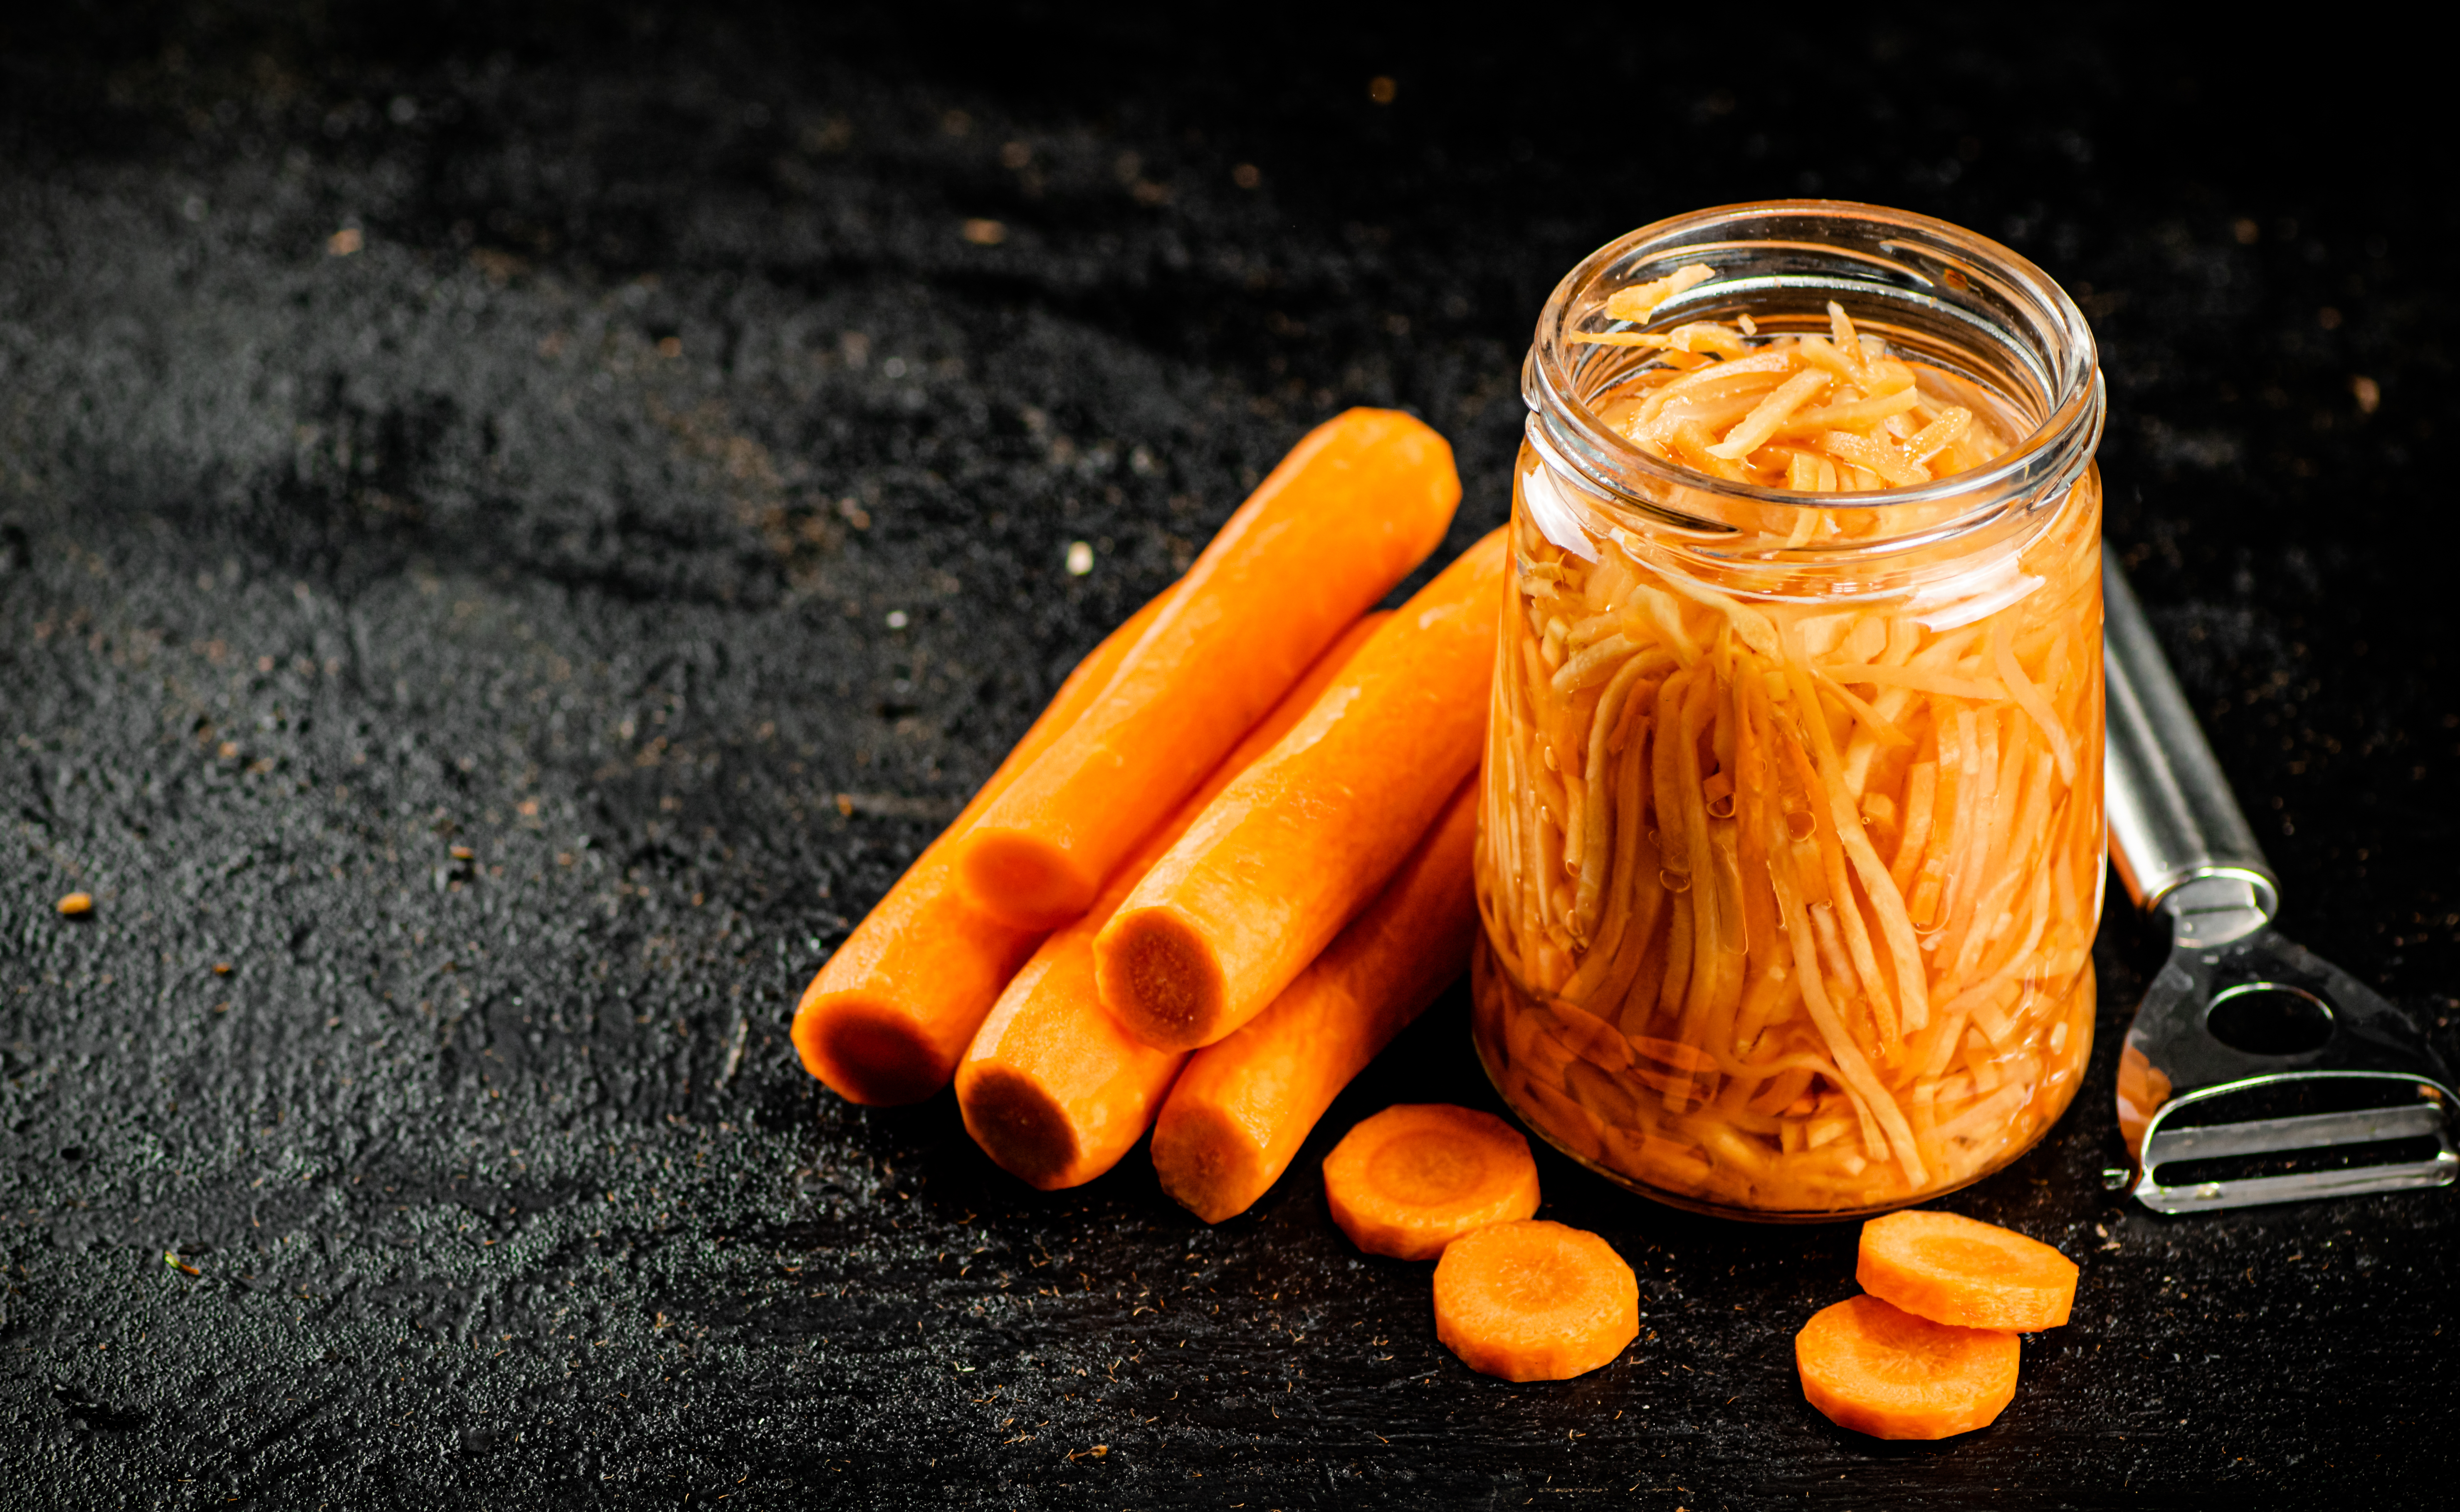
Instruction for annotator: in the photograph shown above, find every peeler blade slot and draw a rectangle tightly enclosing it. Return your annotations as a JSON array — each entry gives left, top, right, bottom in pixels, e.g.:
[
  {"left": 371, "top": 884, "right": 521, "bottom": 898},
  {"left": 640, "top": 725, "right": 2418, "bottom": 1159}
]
[
  {"left": 2145, "top": 1102, "right": 2448, "bottom": 1164},
  {"left": 2137, "top": 1149, "right": 2458, "bottom": 1215}
]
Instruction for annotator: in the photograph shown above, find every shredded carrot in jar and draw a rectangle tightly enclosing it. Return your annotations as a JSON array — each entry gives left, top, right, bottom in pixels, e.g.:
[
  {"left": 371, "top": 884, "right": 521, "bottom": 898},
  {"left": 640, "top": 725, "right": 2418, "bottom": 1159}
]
[
  {"left": 1576, "top": 274, "right": 2010, "bottom": 502},
  {"left": 1474, "top": 272, "right": 2101, "bottom": 1215}
]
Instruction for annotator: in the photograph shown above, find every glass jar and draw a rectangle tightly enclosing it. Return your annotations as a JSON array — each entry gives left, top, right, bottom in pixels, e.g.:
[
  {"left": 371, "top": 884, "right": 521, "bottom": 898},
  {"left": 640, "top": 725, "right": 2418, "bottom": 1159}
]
[{"left": 1471, "top": 201, "right": 2105, "bottom": 1220}]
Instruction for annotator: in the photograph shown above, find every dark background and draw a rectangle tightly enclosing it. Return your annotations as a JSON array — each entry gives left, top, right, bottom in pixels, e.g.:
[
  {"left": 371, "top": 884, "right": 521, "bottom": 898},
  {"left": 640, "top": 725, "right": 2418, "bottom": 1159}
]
[{"left": 3, "top": 4, "right": 2453, "bottom": 1507}]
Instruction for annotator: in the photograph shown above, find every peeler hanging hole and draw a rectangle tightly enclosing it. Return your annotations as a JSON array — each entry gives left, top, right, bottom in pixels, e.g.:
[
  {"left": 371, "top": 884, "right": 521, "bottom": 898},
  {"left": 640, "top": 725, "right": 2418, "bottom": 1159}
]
[{"left": 2204, "top": 982, "right": 2336, "bottom": 1057}]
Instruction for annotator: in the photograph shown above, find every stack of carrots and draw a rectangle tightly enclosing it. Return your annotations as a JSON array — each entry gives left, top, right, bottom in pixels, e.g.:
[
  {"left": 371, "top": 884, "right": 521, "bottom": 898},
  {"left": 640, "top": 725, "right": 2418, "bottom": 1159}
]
[{"left": 791, "top": 408, "right": 1503, "bottom": 1222}]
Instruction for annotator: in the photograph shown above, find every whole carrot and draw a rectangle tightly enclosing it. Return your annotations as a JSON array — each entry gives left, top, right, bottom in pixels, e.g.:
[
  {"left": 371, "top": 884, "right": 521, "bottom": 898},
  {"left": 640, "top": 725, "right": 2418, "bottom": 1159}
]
[
  {"left": 956, "top": 410, "right": 1461, "bottom": 930},
  {"left": 1096, "top": 527, "right": 1506, "bottom": 1052},
  {"left": 1150, "top": 776, "right": 1478, "bottom": 1221},
  {"left": 956, "top": 615, "right": 1390, "bottom": 1189},
  {"left": 789, "top": 592, "right": 1171, "bottom": 1105}
]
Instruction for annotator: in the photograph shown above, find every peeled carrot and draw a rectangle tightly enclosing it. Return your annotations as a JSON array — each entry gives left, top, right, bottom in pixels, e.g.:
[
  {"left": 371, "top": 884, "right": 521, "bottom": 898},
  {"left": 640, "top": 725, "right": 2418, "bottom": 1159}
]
[
  {"left": 1321, "top": 1103, "right": 1540, "bottom": 1260},
  {"left": 1856, "top": 1210, "right": 2079, "bottom": 1332},
  {"left": 1794, "top": 1293, "right": 2019, "bottom": 1439},
  {"left": 1096, "top": 528, "right": 1507, "bottom": 1051},
  {"left": 1151, "top": 779, "right": 1480, "bottom": 1222},
  {"left": 1432, "top": 1220, "right": 1639, "bottom": 1382},
  {"left": 789, "top": 591, "right": 1170, "bottom": 1104},
  {"left": 956, "top": 613, "right": 1390, "bottom": 1189},
  {"left": 957, "top": 410, "right": 1462, "bottom": 929}
]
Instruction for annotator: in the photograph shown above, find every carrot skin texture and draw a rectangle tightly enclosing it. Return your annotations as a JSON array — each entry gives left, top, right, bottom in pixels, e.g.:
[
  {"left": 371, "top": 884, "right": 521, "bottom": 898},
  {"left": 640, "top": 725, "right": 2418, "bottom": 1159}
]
[
  {"left": 1795, "top": 1294, "right": 2020, "bottom": 1440},
  {"left": 1151, "top": 779, "right": 1482, "bottom": 1222},
  {"left": 958, "top": 409, "right": 1462, "bottom": 929},
  {"left": 957, "top": 615, "right": 1390, "bottom": 1188},
  {"left": 790, "top": 593, "right": 1170, "bottom": 1104},
  {"left": 1098, "top": 527, "right": 1508, "bottom": 1051},
  {"left": 1433, "top": 1220, "right": 1639, "bottom": 1382}
]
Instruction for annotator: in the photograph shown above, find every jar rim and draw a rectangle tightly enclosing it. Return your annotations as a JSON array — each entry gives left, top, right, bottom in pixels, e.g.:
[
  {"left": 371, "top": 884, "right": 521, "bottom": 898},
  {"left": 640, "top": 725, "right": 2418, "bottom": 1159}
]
[{"left": 1526, "top": 200, "right": 2103, "bottom": 519}]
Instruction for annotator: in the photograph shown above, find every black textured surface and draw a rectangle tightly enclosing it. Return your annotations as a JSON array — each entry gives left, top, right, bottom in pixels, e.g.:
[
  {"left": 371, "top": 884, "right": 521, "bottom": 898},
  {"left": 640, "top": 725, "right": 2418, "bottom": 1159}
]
[{"left": 4, "top": 7, "right": 2455, "bottom": 1507}]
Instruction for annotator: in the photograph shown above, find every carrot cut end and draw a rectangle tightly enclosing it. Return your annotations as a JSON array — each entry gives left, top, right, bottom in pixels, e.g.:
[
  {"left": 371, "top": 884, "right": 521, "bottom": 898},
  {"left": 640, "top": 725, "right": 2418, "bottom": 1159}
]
[
  {"left": 793, "top": 995, "right": 947, "bottom": 1106},
  {"left": 1150, "top": 1103, "right": 1265, "bottom": 1224},
  {"left": 1096, "top": 909, "right": 1225, "bottom": 1051},
  {"left": 1322, "top": 1104, "right": 1541, "bottom": 1260},
  {"left": 1432, "top": 1220, "right": 1639, "bottom": 1381},
  {"left": 959, "top": 830, "right": 1101, "bottom": 931},
  {"left": 957, "top": 1066, "right": 1084, "bottom": 1190},
  {"left": 1856, "top": 1209, "right": 2080, "bottom": 1332},
  {"left": 1795, "top": 1293, "right": 2019, "bottom": 1440}
]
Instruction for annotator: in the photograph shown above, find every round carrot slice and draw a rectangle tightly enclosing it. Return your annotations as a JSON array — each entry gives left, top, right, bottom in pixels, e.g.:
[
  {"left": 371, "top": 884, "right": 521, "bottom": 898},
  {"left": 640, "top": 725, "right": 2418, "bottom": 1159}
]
[
  {"left": 1795, "top": 1294, "right": 2019, "bottom": 1440},
  {"left": 1857, "top": 1209, "right": 2079, "bottom": 1332},
  {"left": 1433, "top": 1219, "right": 1638, "bottom": 1381},
  {"left": 1321, "top": 1104, "right": 1540, "bottom": 1260}
]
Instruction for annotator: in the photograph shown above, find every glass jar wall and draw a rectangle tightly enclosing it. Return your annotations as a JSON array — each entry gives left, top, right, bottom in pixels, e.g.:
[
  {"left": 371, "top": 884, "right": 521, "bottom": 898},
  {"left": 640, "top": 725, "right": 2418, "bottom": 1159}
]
[{"left": 1472, "top": 202, "right": 2106, "bottom": 1220}]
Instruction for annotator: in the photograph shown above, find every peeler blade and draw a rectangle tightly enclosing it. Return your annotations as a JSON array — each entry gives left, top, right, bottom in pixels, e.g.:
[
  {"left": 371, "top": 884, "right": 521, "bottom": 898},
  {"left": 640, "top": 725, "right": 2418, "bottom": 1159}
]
[
  {"left": 2117, "top": 908, "right": 2456, "bottom": 1213},
  {"left": 2102, "top": 546, "right": 2455, "bottom": 1213}
]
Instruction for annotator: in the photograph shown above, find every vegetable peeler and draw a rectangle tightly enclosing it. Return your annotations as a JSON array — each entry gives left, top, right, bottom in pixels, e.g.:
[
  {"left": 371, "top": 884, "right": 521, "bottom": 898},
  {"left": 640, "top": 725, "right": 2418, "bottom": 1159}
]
[{"left": 2102, "top": 545, "right": 2456, "bottom": 1213}]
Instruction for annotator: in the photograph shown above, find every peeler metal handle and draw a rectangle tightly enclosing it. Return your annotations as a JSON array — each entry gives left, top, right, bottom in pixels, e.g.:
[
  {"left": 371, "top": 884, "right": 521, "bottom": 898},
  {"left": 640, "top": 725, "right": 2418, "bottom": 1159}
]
[{"left": 2101, "top": 547, "right": 2281, "bottom": 925}]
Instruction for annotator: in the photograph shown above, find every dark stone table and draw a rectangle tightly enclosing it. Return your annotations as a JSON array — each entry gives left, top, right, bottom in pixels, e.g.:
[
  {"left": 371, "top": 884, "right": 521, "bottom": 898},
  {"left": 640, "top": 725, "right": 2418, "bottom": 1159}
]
[{"left": 3, "top": 7, "right": 2450, "bottom": 1506}]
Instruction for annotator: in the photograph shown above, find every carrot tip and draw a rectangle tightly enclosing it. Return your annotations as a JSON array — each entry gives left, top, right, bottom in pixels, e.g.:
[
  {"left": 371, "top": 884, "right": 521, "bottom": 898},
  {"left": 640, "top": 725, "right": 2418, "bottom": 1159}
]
[
  {"left": 1150, "top": 1103, "right": 1260, "bottom": 1225},
  {"left": 959, "top": 830, "right": 1101, "bottom": 931},
  {"left": 793, "top": 996, "right": 948, "bottom": 1107},
  {"left": 1097, "top": 909, "right": 1225, "bottom": 1052},
  {"left": 957, "top": 1067, "right": 1083, "bottom": 1191}
]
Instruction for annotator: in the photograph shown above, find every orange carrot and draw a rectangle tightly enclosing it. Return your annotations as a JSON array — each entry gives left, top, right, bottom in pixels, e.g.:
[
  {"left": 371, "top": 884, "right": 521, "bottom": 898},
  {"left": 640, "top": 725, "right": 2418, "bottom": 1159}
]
[
  {"left": 1151, "top": 778, "right": 1479, "bottom": 1222},
  {"left": 1794, "top": 1293, "right": 2019, "bottom": 1439},
  {"left": 1096, "top": 528, "right": 1507, "bottom": 1051},
  {"left": 789, "top": 591, "right": 1171, "bottom": 1104},
  {"left": 956, "top": 613, "right": 1390, "bottom": 1189},
  {"left": 1321, "top": 1103, "right": 1540, "bottom": 1260},
  {"left": 1856, "top": 1210, "right": 2079, "bottom": 1332},
  {"left": 958, "top": 410, "right": 1462, "bottom": 929},
  {"left": 1432, "top": 1220, "right": 1639, "bottom": 1381}
]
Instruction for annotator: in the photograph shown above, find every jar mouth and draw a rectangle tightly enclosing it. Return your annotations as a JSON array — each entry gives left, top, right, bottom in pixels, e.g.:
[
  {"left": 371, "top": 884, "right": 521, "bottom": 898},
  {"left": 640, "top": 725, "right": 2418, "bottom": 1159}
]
[{"left": 1526, "top": 200, "right": 2102, "bottom": 524}]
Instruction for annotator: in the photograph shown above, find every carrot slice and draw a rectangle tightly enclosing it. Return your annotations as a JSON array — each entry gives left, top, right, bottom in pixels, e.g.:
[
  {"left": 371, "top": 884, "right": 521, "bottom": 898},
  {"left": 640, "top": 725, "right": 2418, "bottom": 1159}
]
[
  {"left": 1856, "top": 1209, "right": 2080, "bottom": 1332},
  {"left": 1097, "top": 528, "right": 1506, "bottom": 1050},
  {"left": 789, "top": 589, "right": 1171, "bottom": 1104},
  {"left": 958, "top": 409, "right": 1462, "bottom": 929},
  {"left": 1794, "top": 1293, "right": 2019, "bottom": 1439},
  {"left": 1151, "top": 778, "right": 1479, "bottom": 1221},
  {"left": 956, "top": 613, "right": 1388, "bottom": 1188},
  {"left": 1432, "top": 1220, "right": 1639, "bottom": 1381},
  {"left": 1322, "top": 1103, "right": 1540, "bottom": 1260}
]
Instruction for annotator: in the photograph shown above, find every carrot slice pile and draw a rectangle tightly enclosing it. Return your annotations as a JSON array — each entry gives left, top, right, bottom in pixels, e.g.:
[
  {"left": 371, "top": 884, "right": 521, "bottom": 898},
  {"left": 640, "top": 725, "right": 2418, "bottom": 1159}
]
[
  {"left": 1856, "top": 1209, "right": 2079, "bottom": 1332},
  {"left": 789, "top": 589, "right": 1171, "bottom": 1104},
  {"left": 1321, "top": 1104, "right": 1539, "bottom": 1260},
  {"left": 1794, "top": 1294, "right": 2018, "bottom": 1440},
  {"left": 954, "top": 613, "right": 1388, "bottom": 1189},
  {"left": 1432, "top": 1220, "right": 1638, "bottom": 1382}
]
